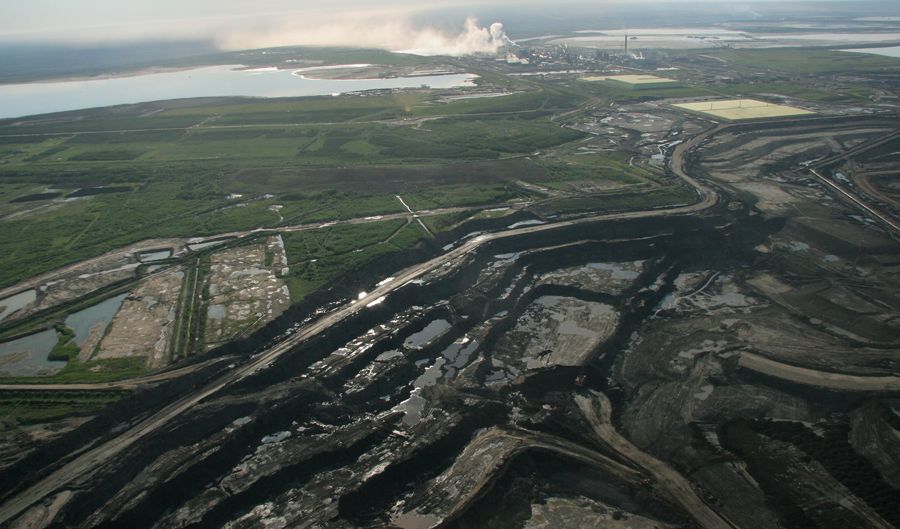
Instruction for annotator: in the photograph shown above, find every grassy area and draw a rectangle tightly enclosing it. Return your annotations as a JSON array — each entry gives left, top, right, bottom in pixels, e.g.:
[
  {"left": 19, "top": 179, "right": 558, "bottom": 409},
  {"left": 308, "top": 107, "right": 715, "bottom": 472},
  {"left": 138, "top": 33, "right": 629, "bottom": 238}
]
[
  {"left": 401, "top": 183, "right": 530, "bottom": 211},
  {"left": 576, "top": 79, "right": 714, "bottom": 102},
  {"left": 0, "top": 357, "right": 147, "bottom": 385},
  {"left": 229, "top": 46, "right": 434, "bottom": 69},
  {"left": 535, "top": 186, "right": 697, "bottom": 216},
  {"left": 282, "top": 219, "right": 427, "bottom": 301},
  {"left": 47, "top": 325, "right": 80, "bottom": 362},
  {"left": 0, "top": 88, "right": 589, "bottom": 289},
  {"left": 698, "top": 48, "right": 900, "bottom": 74},
  {"left": 534, "top": 152, "right": 657, "bottom": 189},
  {"left": 711, "top": 81, "right": 872, "bottom": 103},
  {"left": 421, "top": 211, "right": 475, "bottom": 233},
  {"left": 171, "top": 258, "right": 203, "bottom": 358},
  {"left": 0, "top": 390, "right": 128, "bottom": 425}
]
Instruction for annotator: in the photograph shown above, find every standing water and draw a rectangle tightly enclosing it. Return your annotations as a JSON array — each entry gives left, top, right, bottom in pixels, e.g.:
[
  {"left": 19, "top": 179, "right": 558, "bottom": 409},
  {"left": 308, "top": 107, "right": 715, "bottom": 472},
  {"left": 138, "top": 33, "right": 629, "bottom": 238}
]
[
  {"left": 64, "top": 294, "right": 128, "bottom": 346},
  {"left": 0, "top": 65, "right": 478, "bottom": 119},
  {"left": 0, "top": 330, "right": 65, "bottom": 377},
  {"left": 0, "top": 289, "right": 37, "bottom": 321}
]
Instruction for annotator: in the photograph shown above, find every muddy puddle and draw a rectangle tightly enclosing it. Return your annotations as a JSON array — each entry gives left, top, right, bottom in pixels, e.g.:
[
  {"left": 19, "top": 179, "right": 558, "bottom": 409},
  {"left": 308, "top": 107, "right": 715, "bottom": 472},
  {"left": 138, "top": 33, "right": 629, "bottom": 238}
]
[
  {"left": 207, "top": 304, "right": 226, "bottom": 320},
  {"left": 396, "top": 334, "right": 480, "bottom": 427},
  {"left": 438, "top": 337, "right": 480, "bottom": 379},
  {"left": 138, "top": 250, "right": 172, "bottom": 262},
  {"left": 403, "top": 319, "right": 452, "bottom": 349}
]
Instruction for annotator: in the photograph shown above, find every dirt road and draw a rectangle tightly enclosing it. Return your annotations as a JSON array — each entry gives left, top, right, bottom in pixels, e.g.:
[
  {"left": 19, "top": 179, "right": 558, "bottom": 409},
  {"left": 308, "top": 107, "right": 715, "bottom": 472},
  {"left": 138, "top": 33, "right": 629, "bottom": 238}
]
[
  {"left": 809, "top": 168, "right": 900, "bottom": 234},
  {"left": 575, "top": 391, "right": 738, "bottom": 529},
  {"left": 739, "top": 352, "right": 900, "bottom": 392}
]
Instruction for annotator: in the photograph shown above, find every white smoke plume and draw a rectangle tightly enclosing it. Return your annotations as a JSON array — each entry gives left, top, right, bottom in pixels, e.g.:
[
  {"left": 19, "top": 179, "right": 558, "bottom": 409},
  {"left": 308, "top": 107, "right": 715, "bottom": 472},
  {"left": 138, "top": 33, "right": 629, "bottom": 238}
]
[
  {"left": 216, "top": 14, "right": 513, "bottom": 56},
  {"left": 489, "top": 22, "right": 516, "bottom": 48}
]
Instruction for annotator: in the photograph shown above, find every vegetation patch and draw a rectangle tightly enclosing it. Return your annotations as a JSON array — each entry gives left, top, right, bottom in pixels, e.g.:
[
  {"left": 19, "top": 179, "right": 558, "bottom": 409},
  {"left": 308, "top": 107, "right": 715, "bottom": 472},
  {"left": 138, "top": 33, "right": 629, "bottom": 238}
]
[
  {"left": 0, "top": 357, "right": 147, "bottom": 385},
  {"left": 67, "top": 186, "right": 132, "bottom": 197},
  {"left": 535, "top": 152, "right": 655, "bottom": 189},
  {"left": 0, "top": 389, "right": 128, "bottom": 425},
  {"left": 47, "top": 325, "right": 80, "bottom": 362},
  {"left": 699, "top": 48, "right": 900, "bottom": 74},
  {"left": 282, "top": 220, "right": 427, "bottom": 301},
  {"left": 68, "top": 150, "right": 146, "bottom": 161},
  {"left": 9, "top": 192, "right": 61, "bottom": 203}
]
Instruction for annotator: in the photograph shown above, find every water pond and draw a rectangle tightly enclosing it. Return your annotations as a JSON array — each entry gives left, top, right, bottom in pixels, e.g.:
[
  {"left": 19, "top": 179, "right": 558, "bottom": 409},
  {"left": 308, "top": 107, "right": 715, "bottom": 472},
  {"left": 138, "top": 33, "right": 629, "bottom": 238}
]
[
  {"left": 0, "top": 330, "right": 65, "bottom": 377},
  {"left": 64, "top": 293, "right": 128, "bottom": 346},
  {"left": 0, "top": 289, "right": 36, "bottom": 321}
]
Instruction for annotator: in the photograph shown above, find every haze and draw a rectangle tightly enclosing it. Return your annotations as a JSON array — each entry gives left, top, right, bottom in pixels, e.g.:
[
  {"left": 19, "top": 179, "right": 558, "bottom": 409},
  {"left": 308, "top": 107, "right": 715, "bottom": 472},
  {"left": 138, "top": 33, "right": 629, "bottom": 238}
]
[{"left": 0, "top": 0, "right": 871, "bottom": 50}]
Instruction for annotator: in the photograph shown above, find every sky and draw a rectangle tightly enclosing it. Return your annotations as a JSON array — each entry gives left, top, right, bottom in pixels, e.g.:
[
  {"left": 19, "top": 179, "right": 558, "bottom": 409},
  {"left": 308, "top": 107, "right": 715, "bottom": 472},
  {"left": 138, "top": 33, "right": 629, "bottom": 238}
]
[
  {"left": 0, "top": 0, "right": 879, "bottom": 50},
  {"left": 8, "top": 1, "right": 450, "bottom": 43}
]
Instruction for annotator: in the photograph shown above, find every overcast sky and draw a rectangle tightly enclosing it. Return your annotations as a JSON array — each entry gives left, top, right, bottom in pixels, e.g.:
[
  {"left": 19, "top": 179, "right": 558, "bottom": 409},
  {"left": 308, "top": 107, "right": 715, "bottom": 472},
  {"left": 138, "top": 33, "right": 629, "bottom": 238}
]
[
  {"left": 11, "top": 1, "right": 444, "bottom": 42},
  {"left": 0, "top": 0, "right": 871, "bottom": 48}
]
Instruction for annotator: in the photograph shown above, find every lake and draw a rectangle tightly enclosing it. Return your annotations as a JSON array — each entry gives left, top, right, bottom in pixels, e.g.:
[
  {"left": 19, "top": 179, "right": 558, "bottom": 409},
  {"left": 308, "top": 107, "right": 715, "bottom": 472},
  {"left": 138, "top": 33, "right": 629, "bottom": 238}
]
[{"left": 0, "top": 65, "right": 478, "bottom": 119}]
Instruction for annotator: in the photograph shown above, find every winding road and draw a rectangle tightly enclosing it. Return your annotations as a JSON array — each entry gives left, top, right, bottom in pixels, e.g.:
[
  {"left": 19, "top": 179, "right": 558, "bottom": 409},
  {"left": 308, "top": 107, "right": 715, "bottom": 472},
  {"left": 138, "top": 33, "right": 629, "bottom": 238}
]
[{"left": 575, "top": 392, "right": 739, "bottom": 529}]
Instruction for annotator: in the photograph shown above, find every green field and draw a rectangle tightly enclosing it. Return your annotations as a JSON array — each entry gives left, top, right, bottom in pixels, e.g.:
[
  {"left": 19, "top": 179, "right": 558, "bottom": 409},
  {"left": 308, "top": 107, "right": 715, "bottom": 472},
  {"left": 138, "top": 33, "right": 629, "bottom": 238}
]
[
  {"left": 576, "top": 79, "right": 713, "bottom": 102},
  {"left": 0, "top": 390, "right": 129, "bottom": 426},
  {"left": 0, "top": 86, "right": 590, "bottom": 289},
  {"left": 282, "top": 219, "right": 430, "bottom": 301},
  {"left": 0, "top": 357, "right": 147, "bottom": 385},
  {"left": 696, "top": 48, "right": 900, "bottom": 74},
  {"left": 534, "top": 151, "right": 659, "bottom": 189}
]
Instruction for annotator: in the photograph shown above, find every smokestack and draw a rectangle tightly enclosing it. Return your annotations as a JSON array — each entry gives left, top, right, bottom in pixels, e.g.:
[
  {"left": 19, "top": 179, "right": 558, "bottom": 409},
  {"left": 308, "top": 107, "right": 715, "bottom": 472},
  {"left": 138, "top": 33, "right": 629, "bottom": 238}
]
[{"left": 625, "top": 34, "right": 628, "bottom": 55}]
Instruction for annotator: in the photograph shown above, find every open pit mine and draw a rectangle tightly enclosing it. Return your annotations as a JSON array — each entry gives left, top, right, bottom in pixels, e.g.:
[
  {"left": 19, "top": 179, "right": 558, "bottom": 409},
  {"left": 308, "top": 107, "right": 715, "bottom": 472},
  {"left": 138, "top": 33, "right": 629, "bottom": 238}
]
[{"left": 0, "top": 94, "right": 898, "bottom": 529}]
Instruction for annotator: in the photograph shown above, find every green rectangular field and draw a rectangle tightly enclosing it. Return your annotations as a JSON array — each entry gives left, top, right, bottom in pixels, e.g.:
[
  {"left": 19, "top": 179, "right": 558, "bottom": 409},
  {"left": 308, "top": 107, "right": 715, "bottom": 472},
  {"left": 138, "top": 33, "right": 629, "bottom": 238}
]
[{"left": 672, "top": 99, "right": 814, "bottom": 120}]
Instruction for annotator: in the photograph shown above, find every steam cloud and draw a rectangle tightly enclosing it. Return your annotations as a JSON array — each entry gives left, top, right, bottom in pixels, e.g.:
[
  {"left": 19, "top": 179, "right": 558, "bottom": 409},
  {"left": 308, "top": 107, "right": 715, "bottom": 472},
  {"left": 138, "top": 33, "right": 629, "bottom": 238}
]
[{"left": 217, "top": 15, "right": 514, "bottom": 56}]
